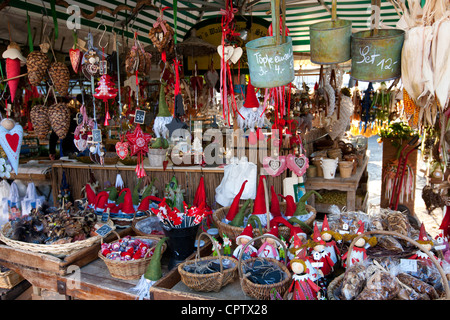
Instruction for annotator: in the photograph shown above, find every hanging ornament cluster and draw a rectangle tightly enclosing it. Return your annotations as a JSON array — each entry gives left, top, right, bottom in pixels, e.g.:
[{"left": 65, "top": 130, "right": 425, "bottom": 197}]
[
  {"left": 93, "top": 74, "right": 118, "bottom": 126},
  {"left": 116, "top": 124, "right": 152, "bottom": 178},
  {"left": 125, "top": 34, "right": 152, "bottom": 77},
  {"left": 74, "top": 104, "right": 95, "bottom": 152},
  {"left": 148, "top": 7, "right": 175, "bottom": 60},
  {"left": 81, "top": 33, "right": 106, "bottom": 79}
]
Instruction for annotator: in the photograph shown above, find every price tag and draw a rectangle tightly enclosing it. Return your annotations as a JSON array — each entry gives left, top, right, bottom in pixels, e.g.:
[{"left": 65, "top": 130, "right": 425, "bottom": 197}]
[
  {"left": 94, "top": 224, "right": 113, "bottom": 237},
  {"left": 134, "top": 109, "right": 146, "bottom": 124},
  {"left": 92, "top": 129, "right": 102, "bottom": 143},
  {"left": 400, "top": 259, "right": 418, "bottom": 273}
]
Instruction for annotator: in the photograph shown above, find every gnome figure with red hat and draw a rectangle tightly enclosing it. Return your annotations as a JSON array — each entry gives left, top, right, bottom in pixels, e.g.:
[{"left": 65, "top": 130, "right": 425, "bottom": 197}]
[
  {"left": 341, "top": 221, "right": 377, "bottom": 268},
  {"left": 237, "top": 79, "right": 267, "bottom": 144},
  {"left": 286, "top": 249, "right": 322, "bottom": 300},
  {"left": 232, "top": 224, "right": 257, "bottom": 260},
  {"left": 257, "top": 226, "right": 281, "bottom": 260},
  {"left": 408, "top": 223, "right": 441, "bottom": 265},
  {"left": 321, "top": 215, "right": 343, "bottom": 264}
]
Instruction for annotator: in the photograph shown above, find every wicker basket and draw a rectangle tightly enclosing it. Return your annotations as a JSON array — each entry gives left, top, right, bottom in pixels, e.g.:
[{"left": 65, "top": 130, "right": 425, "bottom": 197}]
[
  {"left": 178, "top": 232, "right": 238, "bottom": 292},
  {"left": 328, "top": 230, "right": 450, "bottom": 300},
  {"left": 0, "top": 268, "right": 24, "bottom": 289},
  {"left": 98, "top": 232, "right": 167, "bottom": 280},
  {"left": 212, "top": 202, "right": 316, "bottom": 243},
  {"left": 0, "top": 219, "right": 115, "bottom": 257},
  {"left": 238, "top": 234, "right": 291, "bottom": 300}
]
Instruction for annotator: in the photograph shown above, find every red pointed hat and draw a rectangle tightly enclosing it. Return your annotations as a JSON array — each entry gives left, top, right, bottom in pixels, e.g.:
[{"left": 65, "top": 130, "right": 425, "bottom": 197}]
[
  {"left": 270, "top": 185, "right": 281, "bottom": 217},
  {"left": 236, "top": 224, "right": 254, "bottom": 242},
  {"left": 95, "top": 191, "right": 109, "bottom": 210},
  {"left": 418, "top": 223, "right": 432, "bottom": 243},
  {"left": 312, "top": 222, "right": 325, "bottom": 245},
  {"left": 119, "top": 188, "right": 135, "bottom": 214},
  {"left": 321, "top": 215, "right": 331, "bottom": 233},
  {"left": 356, "top": 220, "right": 365, "bottom": 235},
  {"left": 137, "top": 195, "right": 152, "bottom": 211},
  {"left": 280, "top": 195, "right": 296, "bottom": 217},
  {"left": 225, "top": 180, "right": 248, "bottom": 221},
  {"left": 106, "top": 202, "right": 120, "bottom": 214},
  {"left": 244, "top": 79, "right": 259, "bottom": 109},
  {"left": 85, "top": 184, "right": 96, "bottom": 205},
  {"left": 193, "top": 176, "right": 206, "bottom": 208},
  {"left": 252, "top": 175, "right": 267, "bottom": 215},
  {"left": 264, "top": 225, "right": 279, "bottom": 238}
]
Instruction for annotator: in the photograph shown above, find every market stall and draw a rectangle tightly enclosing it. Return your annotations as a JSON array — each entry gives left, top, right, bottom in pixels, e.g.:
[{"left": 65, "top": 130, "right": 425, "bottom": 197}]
[{"left": 0, "top": 0, "right": 449, "bottom": 303}]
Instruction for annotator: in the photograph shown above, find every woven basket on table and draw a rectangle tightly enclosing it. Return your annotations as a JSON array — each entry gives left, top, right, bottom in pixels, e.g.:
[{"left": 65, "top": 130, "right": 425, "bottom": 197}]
[
  {"left": 178, "top": 232, "right": 238, "bottom": 292},
  {"left": 212, "top": 202, "right": 316, "bottom": 243},
  {"left": 0, "top": 219, "right": 114, "bottom": 257},
  {"left": 98, "top": 232, "right": 167, "bottom": 280},
  {"left": 0, "top": 268, "right": 24, "bottom": 289},
  {"left": 238, "top": 234, "right": 291, "bottom": 300},
  {"left": 327, "top": 230, "right": 450, "bottom": 300}
]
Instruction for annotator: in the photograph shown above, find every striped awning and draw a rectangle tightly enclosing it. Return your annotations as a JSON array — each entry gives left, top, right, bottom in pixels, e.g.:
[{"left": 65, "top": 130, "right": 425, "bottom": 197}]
[{"left": 0, "top": 0, "right": 401, "bottom": 53}]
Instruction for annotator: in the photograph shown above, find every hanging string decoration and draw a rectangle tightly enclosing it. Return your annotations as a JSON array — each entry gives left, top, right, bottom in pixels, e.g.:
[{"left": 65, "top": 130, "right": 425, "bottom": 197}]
[
  {"left": 74, "top": 104, "right": 95, "bottom": 152},
  {"left": 69, "top": 32, "right": 82, "bottom": 74},
  {"left": 218, "top": 0, "right": 244, "bottom": 126}
]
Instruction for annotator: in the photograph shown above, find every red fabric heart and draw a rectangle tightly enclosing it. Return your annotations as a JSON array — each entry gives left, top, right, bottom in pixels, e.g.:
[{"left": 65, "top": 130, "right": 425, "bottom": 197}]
[{"left": 6, "top": 133, "right": 19, "bottom": 152}]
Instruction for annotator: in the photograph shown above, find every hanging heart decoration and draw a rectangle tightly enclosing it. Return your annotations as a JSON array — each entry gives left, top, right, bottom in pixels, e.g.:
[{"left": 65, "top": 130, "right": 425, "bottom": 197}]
[
  {"left": 286, "top": 154, "right": 309, "bottom": 177},
  {"left": 115, "top": 141, "right": 129, "bottom": 160},
  {"left": 0, "top": 121, "right": 23, "bottom": 175},
  {"left": 263, "top": 155, "right": 287, "bottom": 177},
  {"left": 217, "top": 45, "right": 234, "bottom": 62},
  {"left": 69, "top": 48, "right": 82, "bottom": 73},
  {"left": 229, "top": 46, "right": 243, "bottom": 64}
]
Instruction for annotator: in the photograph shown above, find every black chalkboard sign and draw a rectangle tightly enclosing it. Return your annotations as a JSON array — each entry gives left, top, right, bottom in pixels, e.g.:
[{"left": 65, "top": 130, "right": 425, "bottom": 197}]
[
  {"left": 94, "top": 224, "right": 113, "bottom": 237},
  {"left": 92, "top": 129, "right": 102, "bottom": 143},
  {"left": 134, "top": 109, "right": 146, "bottom": 124}
]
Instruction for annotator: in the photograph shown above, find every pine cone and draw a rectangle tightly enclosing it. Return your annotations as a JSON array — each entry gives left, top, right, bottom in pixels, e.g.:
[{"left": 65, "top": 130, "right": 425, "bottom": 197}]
[
  {"left": 48, "top": 102, "right": 70, "bottom": 139},
  {"left": 30, "top": 104, "right": 50, "bottom": 140},
  {"left": 26, "top": 51, "right": 50, "bottom": 86},
  {"left": 48, "top": 62, "right": 70, "bottom": 96}
]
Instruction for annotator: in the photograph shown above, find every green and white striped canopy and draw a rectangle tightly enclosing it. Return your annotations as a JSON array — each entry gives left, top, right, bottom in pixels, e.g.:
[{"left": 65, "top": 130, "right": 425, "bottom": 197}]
[{"left": 0, "top": 0, "right": 401, "bottom": 53}]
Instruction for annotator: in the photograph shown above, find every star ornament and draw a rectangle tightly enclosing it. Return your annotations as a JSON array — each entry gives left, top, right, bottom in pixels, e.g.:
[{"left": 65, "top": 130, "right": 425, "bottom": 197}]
[{"left": 126, "top": 124, "right": 152, "bottom": 156}]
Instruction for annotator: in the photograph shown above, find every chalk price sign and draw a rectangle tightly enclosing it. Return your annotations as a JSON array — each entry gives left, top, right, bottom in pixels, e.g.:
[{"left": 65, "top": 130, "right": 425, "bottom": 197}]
[
  {"left": 134, "top": 109, "right": 146, "bottom": 124},
  {"left": 356, "top": 45, "right": 399, "bottom": 71},
  {"left": 253, "top": 49, "right": 294, "bottom": 77}
]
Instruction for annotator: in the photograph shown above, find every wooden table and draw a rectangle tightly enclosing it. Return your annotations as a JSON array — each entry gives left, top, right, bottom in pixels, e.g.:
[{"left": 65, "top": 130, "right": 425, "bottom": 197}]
[
  {"left": 0, "top": 227, "right": 215, "bottom": 300},
  {"left": 304, "top": 154, "right": 369, "bottom": 212}
]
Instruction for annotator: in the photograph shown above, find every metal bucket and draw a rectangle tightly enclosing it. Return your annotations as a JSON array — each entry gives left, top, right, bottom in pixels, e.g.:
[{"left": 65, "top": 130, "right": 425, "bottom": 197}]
[
  {"left": 245, "top": 36, "right": 295, "bottom": 88},
  {"left": 245, "top": 0, "right": 295, "bottom": 88},
  {"left": 351, "top": 29, "right": 405, "bottom": 82},
  {"left": 310, "top": 19, "right": 352, "bottom": 65}
]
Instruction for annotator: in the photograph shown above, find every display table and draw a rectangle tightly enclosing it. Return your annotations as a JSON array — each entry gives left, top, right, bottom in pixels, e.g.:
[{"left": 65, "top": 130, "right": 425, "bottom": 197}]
[
  {"left": 0, "top": 227, "right": 213, "bottom": 300},
  {"left": 304, "top": 153, "right": 369, "bottom": 212}
]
